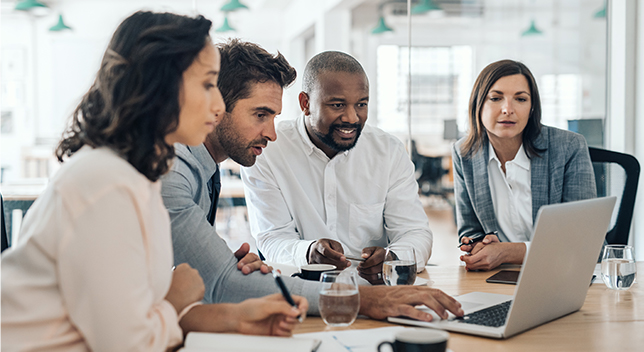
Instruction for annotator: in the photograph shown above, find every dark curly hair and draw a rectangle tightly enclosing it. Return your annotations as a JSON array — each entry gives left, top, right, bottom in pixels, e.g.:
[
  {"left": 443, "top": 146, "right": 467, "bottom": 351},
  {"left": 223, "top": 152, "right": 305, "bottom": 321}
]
[
  {"left": 461, "top": 59, "right": 544, "bottom": 159},
  {"left": 55, "top": 11, "right": 212, "bottom": 181}
]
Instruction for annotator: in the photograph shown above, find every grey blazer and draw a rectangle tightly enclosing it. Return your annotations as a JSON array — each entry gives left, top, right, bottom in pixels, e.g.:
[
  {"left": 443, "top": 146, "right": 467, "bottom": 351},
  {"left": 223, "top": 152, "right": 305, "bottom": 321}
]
[{"left": 452, "top": 125, "right": 597, "bottom": 243}]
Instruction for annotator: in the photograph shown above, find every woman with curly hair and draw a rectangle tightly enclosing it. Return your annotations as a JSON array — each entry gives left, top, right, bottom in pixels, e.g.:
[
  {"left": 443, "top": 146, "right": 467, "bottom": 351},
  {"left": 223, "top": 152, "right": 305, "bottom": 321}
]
[{"left": 1, "top": 11, "right": 306, "bottom": 351}]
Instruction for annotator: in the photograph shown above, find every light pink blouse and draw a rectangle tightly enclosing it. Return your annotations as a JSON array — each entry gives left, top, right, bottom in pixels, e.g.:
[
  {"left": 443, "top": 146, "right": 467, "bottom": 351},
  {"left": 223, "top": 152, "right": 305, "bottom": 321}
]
[{"left": 1, "top": 147, "right": 182, "bottom": 351}]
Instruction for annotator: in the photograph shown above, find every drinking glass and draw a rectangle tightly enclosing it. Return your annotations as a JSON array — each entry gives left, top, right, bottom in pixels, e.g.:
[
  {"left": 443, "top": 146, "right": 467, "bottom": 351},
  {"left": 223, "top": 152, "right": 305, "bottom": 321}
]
[
  {"left": 383, "top": 245, "right": 417, "bottom": 286},
  {"left": 319, "top": 270, "right": 360, "bottom": 327},
  {"left": 601, "top": 245, "right": 637, "bottom": 290}
]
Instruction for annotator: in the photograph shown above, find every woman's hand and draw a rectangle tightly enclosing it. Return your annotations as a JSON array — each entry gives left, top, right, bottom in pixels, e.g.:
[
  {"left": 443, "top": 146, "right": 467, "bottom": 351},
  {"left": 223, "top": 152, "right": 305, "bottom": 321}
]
[
  {"left": 178, "top": 294, "right": 308, "bottom": 336},
  {"left": 164, "top": 263, "right": 205, "bottom": 314},
  {"left": 459, "top": 233, "right": 499, "bottom": 253},
  {"left": 232, "top": 293, "right": 308, "bottom": 337},
  {"left": 460, "top": 242, "right": 526, "bottom": 271}
]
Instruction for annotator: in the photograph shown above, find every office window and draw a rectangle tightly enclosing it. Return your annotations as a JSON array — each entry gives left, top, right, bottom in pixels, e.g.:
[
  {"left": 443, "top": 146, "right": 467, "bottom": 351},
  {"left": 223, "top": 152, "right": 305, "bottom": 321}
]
[
  {"left": 540, "top": 74, "right": 582, "bottom": 129},
  {"left": 377, "top": 45, "right": 472, "bottom": 135}
]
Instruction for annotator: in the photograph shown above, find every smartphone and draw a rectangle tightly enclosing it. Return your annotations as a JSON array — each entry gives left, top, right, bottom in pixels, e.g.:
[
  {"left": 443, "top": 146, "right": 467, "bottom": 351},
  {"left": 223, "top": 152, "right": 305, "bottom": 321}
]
[{"left": 486, "top": 270, "right": 520, "bottom": 285}]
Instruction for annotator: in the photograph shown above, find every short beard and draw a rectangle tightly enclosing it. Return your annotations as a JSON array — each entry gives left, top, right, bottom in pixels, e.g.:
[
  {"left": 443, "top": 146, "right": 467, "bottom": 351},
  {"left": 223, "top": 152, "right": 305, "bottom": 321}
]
[
  {"left": 216, "top": 114, "right": 266, "bottom": 167},
  {"left": 313, "top": 123, "right": 363, "bottom": 153}
]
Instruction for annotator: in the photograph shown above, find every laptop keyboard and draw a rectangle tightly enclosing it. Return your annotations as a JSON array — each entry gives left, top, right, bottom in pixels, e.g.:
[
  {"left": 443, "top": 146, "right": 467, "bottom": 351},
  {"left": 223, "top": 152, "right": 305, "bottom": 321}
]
[{"left": 456, "top": 300, "right": 512, "bottom": 327}]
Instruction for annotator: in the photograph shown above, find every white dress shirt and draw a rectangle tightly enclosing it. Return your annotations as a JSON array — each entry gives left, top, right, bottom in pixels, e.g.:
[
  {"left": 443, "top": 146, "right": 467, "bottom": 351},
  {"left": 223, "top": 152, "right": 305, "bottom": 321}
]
[
  {"left": 1, "top": 147, "right": 182, "bottom": 352},
  {"left": 487, "top": 142, "right": 533, "bottom": 248},
  {"left": 241, "top": 116, "right": 432, "bottom": 269}
]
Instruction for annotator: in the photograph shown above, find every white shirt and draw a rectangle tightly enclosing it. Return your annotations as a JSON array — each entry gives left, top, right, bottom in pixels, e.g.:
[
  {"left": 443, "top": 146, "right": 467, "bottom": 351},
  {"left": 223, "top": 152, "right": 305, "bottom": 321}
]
[
  {"left": 1, "top": 147, "right": 182, "bottom": 352},
  {"left": 487, "top": 142, "right": 533, "bottom": 249},
  {"left": 241, "top": 117, "right": 432, "bottom": 269}
]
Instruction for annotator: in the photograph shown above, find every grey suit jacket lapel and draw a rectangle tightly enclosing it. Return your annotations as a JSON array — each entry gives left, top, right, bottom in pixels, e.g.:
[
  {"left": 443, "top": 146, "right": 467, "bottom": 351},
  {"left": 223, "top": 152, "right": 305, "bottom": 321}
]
[
  {"left": 531, "top": 128, "right": 550, "bottom": 223},
  {"left": 473, "top": 144, "right": 500, "bottom": 234}
]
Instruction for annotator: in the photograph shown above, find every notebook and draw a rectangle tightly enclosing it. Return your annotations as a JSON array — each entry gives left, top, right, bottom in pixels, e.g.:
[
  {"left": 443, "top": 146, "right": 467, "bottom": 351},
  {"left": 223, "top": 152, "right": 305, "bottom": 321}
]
[
  {"left": 389, "top": 196, "right": 616, "bottom": 338},
  {"left": 178, "top": 332, "right": 321, "bottom": 352}
]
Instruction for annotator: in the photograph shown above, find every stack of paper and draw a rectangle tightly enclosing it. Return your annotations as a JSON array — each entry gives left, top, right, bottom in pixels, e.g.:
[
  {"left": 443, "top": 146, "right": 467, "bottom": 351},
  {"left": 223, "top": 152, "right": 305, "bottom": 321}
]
[{"left": 178, "top": 332, "right": 320, "bottom": 352}]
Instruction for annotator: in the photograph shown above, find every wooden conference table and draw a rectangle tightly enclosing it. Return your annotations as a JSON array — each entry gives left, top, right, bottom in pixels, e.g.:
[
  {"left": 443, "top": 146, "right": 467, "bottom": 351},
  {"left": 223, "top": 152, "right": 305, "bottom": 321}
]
[{"left": 294, "top": 263, "right": 644, "bottom": 351}]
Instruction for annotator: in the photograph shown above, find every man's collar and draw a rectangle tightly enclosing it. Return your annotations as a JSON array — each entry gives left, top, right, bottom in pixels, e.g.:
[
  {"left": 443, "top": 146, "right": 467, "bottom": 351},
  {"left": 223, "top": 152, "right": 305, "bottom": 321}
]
[
  {"left": 296, "top": 115, "right": 317, "bottom": 156},
  {"left": 296, "top": 116, "right": 351, "bottom": 158},
  {"left": 187, "top": 144, "right": 218, "bottom": 176}
]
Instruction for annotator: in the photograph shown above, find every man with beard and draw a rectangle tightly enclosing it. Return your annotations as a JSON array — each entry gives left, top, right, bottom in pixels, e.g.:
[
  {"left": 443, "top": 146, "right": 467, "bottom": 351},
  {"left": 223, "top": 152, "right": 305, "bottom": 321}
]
[
  {"left": 241, "top": 51, "right": 433, "bottom": 285},
  {"left": 162, "top": 41, "right": 463, "bottom": 321}
]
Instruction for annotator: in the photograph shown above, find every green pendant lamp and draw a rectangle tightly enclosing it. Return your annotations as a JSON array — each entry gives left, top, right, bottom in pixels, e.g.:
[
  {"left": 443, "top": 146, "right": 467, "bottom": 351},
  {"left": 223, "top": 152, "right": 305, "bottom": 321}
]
[
  {"left": 14, "top": 0, "right": 47, "bottom": 11},
  {"left": 49, "top": 14, "right": 72, "bottom": 31},
  {"left": 220, "top": 0, "right": 248, "bottom": 12},
  {"left": 215, "top": 16, "right": 235, "bottom": 32},
  {"left": 521, "top": 20, "right": 543, "bottom": 36},
  {"left": 371, "top": 16, "right": 393, "bottom": 34},
  {"left": 411, "top": 0, "right": 442, "bottom": 15},
  {"left": 594, "top": 1, "right": 607, "bottom": 18}
]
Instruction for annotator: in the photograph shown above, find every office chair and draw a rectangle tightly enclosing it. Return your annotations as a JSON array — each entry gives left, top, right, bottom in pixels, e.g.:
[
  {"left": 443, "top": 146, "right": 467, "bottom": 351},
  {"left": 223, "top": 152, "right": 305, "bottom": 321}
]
[
  {"left": 411, "top": 140, "right": 450, "bottom": 201},
  {"left": 1, "top": 193, "right": 8, "bottom": 252},
  {"left": 589, "top": 147, "right": 640, "bottom": 245}
]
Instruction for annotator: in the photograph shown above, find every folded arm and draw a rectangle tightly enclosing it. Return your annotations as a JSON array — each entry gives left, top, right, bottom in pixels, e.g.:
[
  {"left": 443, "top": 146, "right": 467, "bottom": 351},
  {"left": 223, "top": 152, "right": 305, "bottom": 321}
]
[{"left": 161, "top": 167, "right": 320, "bottom": 314}]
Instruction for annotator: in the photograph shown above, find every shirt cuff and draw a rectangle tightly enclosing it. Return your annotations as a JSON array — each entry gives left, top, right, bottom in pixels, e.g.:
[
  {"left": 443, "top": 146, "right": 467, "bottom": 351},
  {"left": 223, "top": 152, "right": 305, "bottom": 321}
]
[
  {"left": 178, "top": 301, "right": 203, "bottom": 322},
  {"left": 523, "top": 241, "right": 531, "bottom": 255},
  {"left": 295, "top": 240, "right": 317, "bottom": 268}
]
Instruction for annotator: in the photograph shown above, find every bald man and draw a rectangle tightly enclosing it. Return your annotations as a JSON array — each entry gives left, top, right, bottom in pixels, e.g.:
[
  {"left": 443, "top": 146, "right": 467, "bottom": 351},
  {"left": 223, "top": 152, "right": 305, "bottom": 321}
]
[{"left": 242, "top": 51, "right": 433, "bottom": 285}]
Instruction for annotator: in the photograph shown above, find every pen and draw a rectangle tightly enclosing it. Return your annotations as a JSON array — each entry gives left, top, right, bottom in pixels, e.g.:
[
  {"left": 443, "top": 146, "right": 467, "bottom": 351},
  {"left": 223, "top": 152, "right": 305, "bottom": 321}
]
[
  {"left": 344, "top": 254, "right": 365, "bottom": 262},
  {"left": 457, "top": 231, "right": 498, "bottom": 248},
  {"left": 273, "top": 270, "right": 303, "bottom": 322}
]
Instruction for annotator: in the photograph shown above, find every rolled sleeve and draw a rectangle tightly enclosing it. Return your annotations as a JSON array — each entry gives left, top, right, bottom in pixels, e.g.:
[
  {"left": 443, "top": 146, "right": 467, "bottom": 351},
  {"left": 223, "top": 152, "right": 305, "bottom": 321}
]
[{"left": 383, "top": 143, "right": 433, "bottom": 270}]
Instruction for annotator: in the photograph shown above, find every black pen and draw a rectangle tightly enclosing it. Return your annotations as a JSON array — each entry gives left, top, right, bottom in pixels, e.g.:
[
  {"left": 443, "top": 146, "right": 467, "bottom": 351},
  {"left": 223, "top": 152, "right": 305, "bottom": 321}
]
[
  {"left": 273, "top": 271, "right": 303, "bottom": 322},
  {"left": 457, "top": 231, "right": 498, "bottom": 248}
]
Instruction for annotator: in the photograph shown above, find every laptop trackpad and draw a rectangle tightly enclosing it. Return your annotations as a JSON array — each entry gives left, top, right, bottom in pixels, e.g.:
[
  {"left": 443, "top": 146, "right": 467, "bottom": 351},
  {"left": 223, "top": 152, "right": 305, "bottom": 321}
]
[{"left": 458, "top": 300, "right": 485, "bottom": 313}]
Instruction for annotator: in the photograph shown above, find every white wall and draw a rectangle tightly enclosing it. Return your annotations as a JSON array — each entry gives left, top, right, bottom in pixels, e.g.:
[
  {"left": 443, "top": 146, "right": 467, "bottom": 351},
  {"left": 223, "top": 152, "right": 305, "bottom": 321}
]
[{"left": 613, "top": 0, "right": 644, "bottom": 259}]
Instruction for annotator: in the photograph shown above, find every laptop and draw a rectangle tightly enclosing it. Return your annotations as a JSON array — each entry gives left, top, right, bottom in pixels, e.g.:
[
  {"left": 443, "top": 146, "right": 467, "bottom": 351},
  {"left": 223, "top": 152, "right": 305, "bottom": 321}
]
[{"left": 389, "top": 196, "right": 616, "bottom": 339}]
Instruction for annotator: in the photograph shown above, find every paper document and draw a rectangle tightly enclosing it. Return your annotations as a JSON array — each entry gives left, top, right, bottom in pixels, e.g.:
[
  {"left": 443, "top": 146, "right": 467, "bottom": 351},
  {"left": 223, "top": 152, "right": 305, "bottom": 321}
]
[
  {"left": 296, "top": 326, "right": 407, "bottom": 352},
  {"left": 296, "top": 326, "right": 453, "bottom": 352},
  {"left": 178, "top": 332, "right": 320, "bottom": 352}
]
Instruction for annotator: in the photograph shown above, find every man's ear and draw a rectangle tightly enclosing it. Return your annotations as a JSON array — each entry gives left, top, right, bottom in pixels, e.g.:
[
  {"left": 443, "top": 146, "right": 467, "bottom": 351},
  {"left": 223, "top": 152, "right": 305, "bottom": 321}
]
[{"left": 298, "top": 92, "right": 310, "bottom": 115}]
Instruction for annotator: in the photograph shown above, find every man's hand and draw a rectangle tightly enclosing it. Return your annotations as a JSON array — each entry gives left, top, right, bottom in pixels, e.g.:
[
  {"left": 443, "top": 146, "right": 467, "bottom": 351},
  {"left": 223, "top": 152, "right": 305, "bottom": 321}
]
[
  {"left": 460, "top": 241, "right": 526, "bottom": 271},
  {"left": 357, "top": 246, "right": 386, "bottom": 284},
  {"left": 307, "top": 239, "right": 350, "bottom": 270},
  {"left": 358, "top": 285, "right": 464, "bottom": 321},
  {"left": 234, "top": 242, "right": 272, "bottom": 275}
]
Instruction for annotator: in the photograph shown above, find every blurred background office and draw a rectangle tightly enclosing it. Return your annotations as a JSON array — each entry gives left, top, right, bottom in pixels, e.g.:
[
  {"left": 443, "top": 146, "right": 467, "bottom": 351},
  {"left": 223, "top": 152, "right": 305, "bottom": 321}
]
[{"left": 2, "top": 0, "right": 643, "bottom": 260}]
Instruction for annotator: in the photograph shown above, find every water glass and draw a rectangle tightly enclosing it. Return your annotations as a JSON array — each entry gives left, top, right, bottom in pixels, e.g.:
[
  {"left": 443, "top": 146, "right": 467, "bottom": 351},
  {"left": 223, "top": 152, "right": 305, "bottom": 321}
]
[
  {"left": 601, "top": 245, "right": 637, "bottom": 290},
  {"left": 319, "top": 270, "right": 360, "bottom": 327},
  {"left": 383, "top": 245, "right": 417, "bottom": 286}
]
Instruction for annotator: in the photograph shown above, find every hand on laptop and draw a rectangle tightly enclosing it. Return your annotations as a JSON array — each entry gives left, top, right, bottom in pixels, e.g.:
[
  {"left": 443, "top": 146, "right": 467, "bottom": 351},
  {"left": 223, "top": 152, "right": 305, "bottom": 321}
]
[
  {"left": 307, "top": 238, "right": 351, "bottom": 270},
  {"left": 358, "top": 285, "right": 464, "bottom": 321},
  {"left": 460, "top": 241, "right": 526, "bottom": 271},
  {"left": 357, "top": 246, "right": 386, "bottom": 284},
  {"left": 235, "top": 242, "right": 272, "bottom": 275}
]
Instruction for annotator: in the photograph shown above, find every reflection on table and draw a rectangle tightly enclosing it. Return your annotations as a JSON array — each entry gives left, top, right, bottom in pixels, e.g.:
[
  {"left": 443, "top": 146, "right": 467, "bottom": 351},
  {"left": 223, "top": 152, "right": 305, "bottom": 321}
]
[{"left": 294, "top": 263, "right": 643, "bottom": 352}]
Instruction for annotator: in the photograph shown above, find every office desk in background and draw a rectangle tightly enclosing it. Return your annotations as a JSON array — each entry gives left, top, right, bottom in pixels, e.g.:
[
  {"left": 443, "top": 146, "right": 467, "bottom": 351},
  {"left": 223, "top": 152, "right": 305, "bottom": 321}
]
[{"left": 294, "top": 263, "right": 643, "bottom": 352}]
